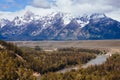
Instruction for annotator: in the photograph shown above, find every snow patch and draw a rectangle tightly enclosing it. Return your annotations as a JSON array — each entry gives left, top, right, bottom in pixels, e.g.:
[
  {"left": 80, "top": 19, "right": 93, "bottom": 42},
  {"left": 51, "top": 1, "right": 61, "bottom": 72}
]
[
  {"left": 77, "top": 20, "right": 89, "bottom": 28},
  {"left": 0, "top": 19, "right": 9, "bottom": 28},
  {"left": 62, "top": 13, "right": 73, "bottom": 25},
  {"left": 80, "top": 21, "right": 89, "bottom": 28}
]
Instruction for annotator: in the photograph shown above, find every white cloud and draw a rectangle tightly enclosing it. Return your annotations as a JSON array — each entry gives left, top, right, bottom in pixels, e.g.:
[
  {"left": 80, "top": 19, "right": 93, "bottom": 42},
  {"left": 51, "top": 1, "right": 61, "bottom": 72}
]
[
  {"left": 0, "top": 0, "right": 120, "bottom": 22},
  {"left": 0, "top": 10, "right": 26, "bottom": 21},
  {"left": 106, "top": 11, "right": 120, "bottom": 21},
  {"left": 53, "top": 0, "right": 117, "bottom": 15},
  {"left": 32, "top": 0, "right": 51, "bottom": 8},
  {"left": 52, "top": 0, "right": 120, "bottom": 21},
  {"left": 0, "top": 6, "right": 55, "bottom": 21}
]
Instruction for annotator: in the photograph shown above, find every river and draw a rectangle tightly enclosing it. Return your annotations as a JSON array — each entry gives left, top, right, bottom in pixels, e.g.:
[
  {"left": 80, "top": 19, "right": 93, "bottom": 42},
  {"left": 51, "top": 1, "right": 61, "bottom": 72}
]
[{"left": 57, "top": 53, "right": 110, "bottom": 73}]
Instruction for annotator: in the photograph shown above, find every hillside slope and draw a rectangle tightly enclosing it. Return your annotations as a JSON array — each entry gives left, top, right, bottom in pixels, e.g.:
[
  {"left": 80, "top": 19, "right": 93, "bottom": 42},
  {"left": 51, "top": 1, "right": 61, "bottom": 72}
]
[{"left": 0, "top": 40, "right": 36, "bottom": 80}]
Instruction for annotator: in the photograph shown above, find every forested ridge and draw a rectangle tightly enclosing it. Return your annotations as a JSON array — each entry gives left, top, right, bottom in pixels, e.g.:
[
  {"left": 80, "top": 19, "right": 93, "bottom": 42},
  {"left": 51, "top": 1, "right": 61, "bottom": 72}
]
[{"left": 0, "top": 40, "right": 36, "bottom": 80}]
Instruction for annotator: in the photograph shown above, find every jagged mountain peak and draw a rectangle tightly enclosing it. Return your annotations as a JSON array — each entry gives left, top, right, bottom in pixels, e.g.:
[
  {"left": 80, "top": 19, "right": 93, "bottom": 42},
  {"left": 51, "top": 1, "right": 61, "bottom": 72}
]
[
  {"left": 0, "top": 19, "right": 10, "bottom": 28},
  {"left": 0, "top": 12, "right": 120, "bottom": 41},
  {"left": 0, "top": 12, "right": 108, "bottom": 27},
  {"left": 23, "top": 11, "right": 35, "bottom": 21},
  {"left": 0, "top": 12, "right": 107, "bottom": 29}
]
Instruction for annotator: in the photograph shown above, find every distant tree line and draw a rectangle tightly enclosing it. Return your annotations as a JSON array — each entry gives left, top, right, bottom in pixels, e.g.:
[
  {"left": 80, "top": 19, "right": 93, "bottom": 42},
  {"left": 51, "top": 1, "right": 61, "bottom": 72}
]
[{"left": 0, "top": 40, "right": 22, "bottom": 55}]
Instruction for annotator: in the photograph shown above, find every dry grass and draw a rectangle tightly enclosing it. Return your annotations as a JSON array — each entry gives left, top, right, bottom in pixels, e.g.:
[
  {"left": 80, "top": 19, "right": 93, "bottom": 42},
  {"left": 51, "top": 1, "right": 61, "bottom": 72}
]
[{"left": 11, "top": 40, "right": 120, "bottom": 50}]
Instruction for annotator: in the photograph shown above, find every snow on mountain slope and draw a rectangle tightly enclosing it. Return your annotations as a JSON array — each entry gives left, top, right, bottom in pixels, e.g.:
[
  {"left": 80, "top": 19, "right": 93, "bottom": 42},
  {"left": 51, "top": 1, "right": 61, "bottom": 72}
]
[
  {"left": 0, "top": 11, "right": 107, "bottom": 29},
  {"left": 0, "top": 11, "right": 108, "bottom": 31},
  {"left": 62, "top": 13, "right": 74, "bottom": 25},
  {"left": 0, "top": 19, "right": 10, "bottom": 28},
  {"left": 1, "top": 11, "right": 119, "bottom": 41}
]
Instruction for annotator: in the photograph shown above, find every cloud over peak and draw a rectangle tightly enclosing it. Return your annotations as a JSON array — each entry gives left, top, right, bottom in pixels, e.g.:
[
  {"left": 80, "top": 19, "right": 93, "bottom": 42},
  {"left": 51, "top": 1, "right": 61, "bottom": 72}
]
[
  {"left": 31, "top": 0, "right": 119, "bottom": 14},
  {"left": 32, "top": 0, "right": 120, "bottom": 21},
  {"left": 0, "top": 0, "right": 119, "bottom": 22}
]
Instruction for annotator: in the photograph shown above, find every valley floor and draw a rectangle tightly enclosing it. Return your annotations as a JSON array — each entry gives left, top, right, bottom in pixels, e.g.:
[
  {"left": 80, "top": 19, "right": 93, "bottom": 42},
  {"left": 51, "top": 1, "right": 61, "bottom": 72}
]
[{"left": 12, "top": 40, "right": 120, "bottom": 49}]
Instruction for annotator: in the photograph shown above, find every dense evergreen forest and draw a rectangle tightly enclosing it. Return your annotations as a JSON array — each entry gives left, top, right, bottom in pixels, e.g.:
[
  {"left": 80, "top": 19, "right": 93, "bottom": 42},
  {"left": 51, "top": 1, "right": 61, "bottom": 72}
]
[
  {"left": 0, "top": 40, "right": 36, "bottom": 80},
  {"left": 22, "top": 47, "right": 96, "bottom": 74},
  {"left": 41, "top": 54, "right": 120, "bottom": 80},
  {"left": 0, "top": 40, "right": 120, "bottom": 80}
]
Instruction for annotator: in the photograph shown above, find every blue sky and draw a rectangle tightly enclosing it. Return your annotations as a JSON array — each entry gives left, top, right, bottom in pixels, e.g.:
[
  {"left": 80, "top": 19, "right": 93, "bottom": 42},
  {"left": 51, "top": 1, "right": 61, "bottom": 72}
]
[
  {"left": 0, "top": 0, "right": 32, "bottom": 11},
  {"left": 0, "top": 0, "right": 55, "bottom": 12}
]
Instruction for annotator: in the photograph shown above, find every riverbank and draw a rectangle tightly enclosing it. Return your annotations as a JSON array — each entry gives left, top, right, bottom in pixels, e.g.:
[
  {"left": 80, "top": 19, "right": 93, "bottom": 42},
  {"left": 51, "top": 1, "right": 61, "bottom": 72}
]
[{"left": 57, "top": 53, "right": 111, "bottom": 73}]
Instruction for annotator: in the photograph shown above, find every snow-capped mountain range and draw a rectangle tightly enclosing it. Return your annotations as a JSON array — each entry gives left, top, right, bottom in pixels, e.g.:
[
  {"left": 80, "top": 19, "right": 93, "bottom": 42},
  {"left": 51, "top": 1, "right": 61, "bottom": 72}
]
[{"left": 0, "top": 11, "right": 120, "bottom": 41}]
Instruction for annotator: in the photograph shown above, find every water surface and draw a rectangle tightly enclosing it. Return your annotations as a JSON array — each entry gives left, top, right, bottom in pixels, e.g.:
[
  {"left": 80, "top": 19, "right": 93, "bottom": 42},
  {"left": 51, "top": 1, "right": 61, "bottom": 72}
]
[{"left": 57, "top": 54, "right": 109, "bottom": 73}]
